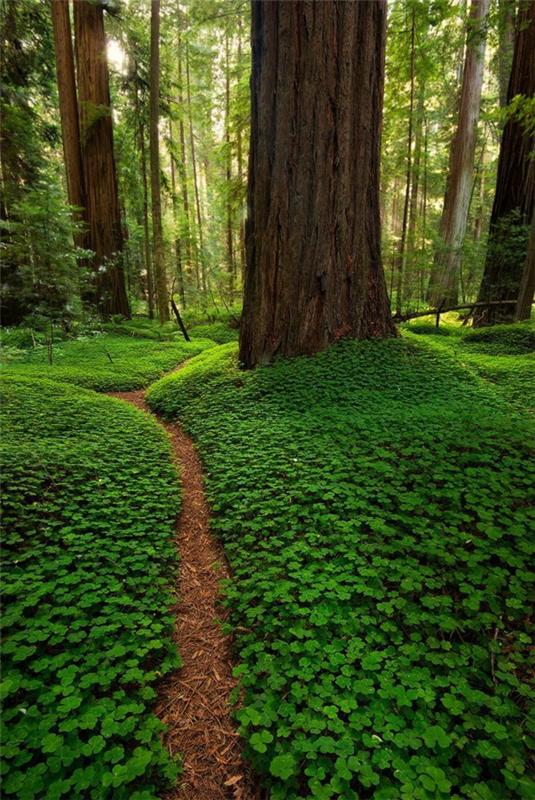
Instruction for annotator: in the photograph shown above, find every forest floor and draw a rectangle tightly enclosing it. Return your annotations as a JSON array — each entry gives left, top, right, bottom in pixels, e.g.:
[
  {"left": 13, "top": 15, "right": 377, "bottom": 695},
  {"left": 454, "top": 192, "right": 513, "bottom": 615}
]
[
  {"left": 107, "top": 384, "right": 258, "bottom": 800},
  {"left": 1, "top": 314, "right": 534, "bottom": 800}
]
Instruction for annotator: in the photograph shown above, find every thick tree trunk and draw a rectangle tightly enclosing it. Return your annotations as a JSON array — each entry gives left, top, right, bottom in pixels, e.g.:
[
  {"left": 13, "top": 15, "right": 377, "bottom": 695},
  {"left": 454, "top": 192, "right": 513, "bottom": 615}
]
[
  {"left": 50, "top": 0, "right": 87, "bottom": 250},
  {"left": 473, "top": 0, "right": 535, "bottom": 327},
  {"left": 515, "top": 208, "right": 535, "bottom": 320},
  {"left": 73, "top": 0, "right": 129, "bottom": 318},
  {"left": 427, "top": 0, "right": 489, "bottom": 308},
  {"left": 239, "top": 0, "right": 395, "bottom": 368},
  {"left": 149, "top": 0, "right": 169, "bottom": 323}
]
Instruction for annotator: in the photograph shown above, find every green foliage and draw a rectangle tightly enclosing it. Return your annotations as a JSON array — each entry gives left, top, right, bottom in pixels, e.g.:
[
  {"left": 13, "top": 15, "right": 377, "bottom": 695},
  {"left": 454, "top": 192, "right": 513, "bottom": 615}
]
[
  {"left": 1, "top": 377, "right": 182, "bottom": 798},
  {"left": 460, "top": 322, "right": 535, "bottom": 356},
  {"left": 0, "top": 334, "right": 214, "bottom": 391},
  {"left": 147, "top": 338, "right": 535, "bottom": 799},
  {"left": 189, "top": 321, "right": 239, "bottom": 344}
]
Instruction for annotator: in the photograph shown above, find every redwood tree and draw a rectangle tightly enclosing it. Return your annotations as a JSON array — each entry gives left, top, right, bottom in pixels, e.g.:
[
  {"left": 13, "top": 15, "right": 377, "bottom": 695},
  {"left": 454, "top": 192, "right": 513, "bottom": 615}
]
[
  {"left": 74, "top": 0, "right": 130, "bottom": 317},
  {"left": 239, "top": 0, "right": 395, "bottom": 367},
  {"left": 473, "top": 0, "right": 535, "bottom": 326},
  {"left": 149, "top": 0, "right": 169, "bottom": 323},
  {"left": 50, "top": 0, "right": 87, "bottom": 249},
  {"left": 427, "top": 0, "right": 490, "bottom": 308}
]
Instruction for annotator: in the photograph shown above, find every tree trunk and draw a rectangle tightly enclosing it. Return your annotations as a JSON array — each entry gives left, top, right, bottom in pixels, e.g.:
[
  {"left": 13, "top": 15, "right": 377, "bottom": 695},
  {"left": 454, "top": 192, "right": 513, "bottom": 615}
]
[
  {"left": 515, "top": 208, "right": 535, "bottom": 320},
  {"left": 498, "top": 0, "right": 516, "bottom": 109},
  {"left": 239, "top": 0, "right": 396, "bottom": 368},
  {"left": 186, "top": 49, "right": 206, "bottom": 294},
  {"left": 149, "top": 0, "right": 169, "bottom": 323},
  {"left": 393, "top": 6, "right": 416, "bottom": 317},
  {"left": 50, "top": 0, "right": 87, "bottom": 252},
  {"left": 169, "top": 118, "right": 186, "bottom": 307},
  {"left": 404, "top": 81, "right": 425, "bottom": 308},
  {"left": 73, "top": 0, "right": 130, "bottom": 318},
  {"left": 236, "top": 27, "right": 246, "bottom": 283},
  {"left": 427, "top": 0, "right": 489, "bottom": 308},
  {"left": 225, "top": 30, "right": 235, "bottom": 300},
  {"left": 134, "top": 80, "right": 155, "bottom": 319},
  {"left": 473, "top": 0, "right": 535, "bottom": 327}
]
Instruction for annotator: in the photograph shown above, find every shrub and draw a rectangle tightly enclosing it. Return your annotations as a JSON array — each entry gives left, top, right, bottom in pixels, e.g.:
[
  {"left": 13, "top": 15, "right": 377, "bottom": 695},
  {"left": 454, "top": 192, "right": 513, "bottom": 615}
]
[{"left": 147, "top": 339, "right": 535, "bottom": 800}]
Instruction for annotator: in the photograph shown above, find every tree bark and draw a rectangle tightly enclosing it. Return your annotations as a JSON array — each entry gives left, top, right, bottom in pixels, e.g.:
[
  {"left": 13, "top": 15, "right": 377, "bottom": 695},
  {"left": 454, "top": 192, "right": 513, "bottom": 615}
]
[
  {"left": 239, "top": 0, "right": 396, "bottom": 368},
  {"left": 186, "top": 49, "right": 206, "bottom": 294},
  {"left": 394, "top": 6, "right": 416, "bottom": 317},
  {"left": 149, "top": 0, "right": 169, "bottom": 323},
  {"left": 225, "top": 30, "right": 235, "bottom": 300},
  {"left": 427, "top": 0, "right": 490, "bottom": 308},
  {"left": 473, "top": 0, "right": 535, "bottom": 326},
  {"left": 133, "top": 78, "right": 155, "bottom": 319},
  {"left": 169, "top": 118, "right": 186, "bottom": 307},
  {"left": 50, "top": 0, "right": 87, "bottom": 250},
  {"left": 515, "top": 207, "right": 535, "bottom": 320},
  {"left": 73, "top": 0, "right": 130, "bottom": 318}
]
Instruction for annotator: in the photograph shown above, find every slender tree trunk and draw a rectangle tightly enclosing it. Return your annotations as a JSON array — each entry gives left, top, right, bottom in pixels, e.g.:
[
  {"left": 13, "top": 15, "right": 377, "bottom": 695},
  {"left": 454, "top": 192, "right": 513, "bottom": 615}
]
[
  {"left": 420, "top": 119, "right": 429, "bottom": 306},
  {"left": 515, "top": 208, "right": 535, "bottom": 320},
  {"left": 394, "top": 6, "right": 416, "bottom": 316},
  {"left": 225, "top": 31, "right": 235, "bottom": 300},
  {"left": 73, "top": 0, "right": 130, "bottom": 318},
  {"left": 473, "top": 0, "right": 535, "bottom": 326},
  {"left": 50, "top": 0, "right": 87, "bottom": 254},
  {"left": 404, "top": 81, "right": 425, "bottom": 308},
  {"left": 427, "top": 0, "right": 490, "bottom": 308},
  {"left": 175, "top": 17, "right": 195, "bottom": 288},
  {"left": 186, "top": 49, "right": 206, "bottom": 294},
  {"left": 149, "top": 0, "right": 169, "bottom": 323},
  {"left": 134, "top": 81, "right": 155, "bottom": 319},
  {"left": 498, "top": 0, "right": 516, "bottom": 109},
  {"left": 236, "top": 28, "right": 246, "bottom": 283},
  {"left": 239, "top": 0, "right": 396, "bottom": 368},
  {"left": 169, "top": 118, "right": 186, "bottom": 307}
]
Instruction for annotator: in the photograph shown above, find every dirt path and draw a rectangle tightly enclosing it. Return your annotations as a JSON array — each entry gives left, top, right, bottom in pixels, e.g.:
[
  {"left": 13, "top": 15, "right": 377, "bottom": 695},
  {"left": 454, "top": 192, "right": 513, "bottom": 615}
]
[{"left": 108, "top": 388, "right": 257, "bottom": 800}]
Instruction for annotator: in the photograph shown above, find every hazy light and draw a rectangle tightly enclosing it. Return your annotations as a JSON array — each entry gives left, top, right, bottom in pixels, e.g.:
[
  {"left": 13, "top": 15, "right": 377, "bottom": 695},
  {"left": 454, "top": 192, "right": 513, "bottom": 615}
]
[{"left": 107, "top": 39, "right": 128, "bottom": 75}]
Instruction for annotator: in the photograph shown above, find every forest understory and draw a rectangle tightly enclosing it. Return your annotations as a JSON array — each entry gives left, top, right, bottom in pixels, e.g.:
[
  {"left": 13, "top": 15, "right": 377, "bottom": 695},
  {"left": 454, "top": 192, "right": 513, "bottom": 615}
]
[{"left": 1, "top": 0, "right": 534, "bottom": 798}]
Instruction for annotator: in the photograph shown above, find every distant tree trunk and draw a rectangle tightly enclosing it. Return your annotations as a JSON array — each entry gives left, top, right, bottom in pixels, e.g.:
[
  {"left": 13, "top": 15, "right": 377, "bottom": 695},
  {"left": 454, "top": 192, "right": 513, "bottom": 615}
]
[
  {"left": 50, "top": 0, "right": 87, "bottom": 254},
  {"left": 404, "top": 81, "right": 425, "bottom": 307},
  {"left": 186, "top": 49, "right": 206, "bottom": 294},
  {"left": 149, "top": 0, "right": 169, "bottom": 323},
  {"left": 175, "top": 15, "right": 195, "bottom": 288},
  {"left": 515, "top": 208, "right": 535, "bottom": 320},
  {"left": 169, "top": 118, "right": 186, "bottom": 307},
  {"left": 225, "top": 31, "right": 235, "bottom": 299},
  {"left": 498, "top": 0, "right": 516, "bottom": 108},
  {"left": 239, "top": 0, "right": 396, "bottom": 368},
  {"left": 394, "top": 6, "right": 416, "bottom": 317},
  {"left": 473, "top": 0, "right": 535, "bottom": 327},
  {"left": 134, "top": 80, "right": 154, "bottom": 319},
  {"left": 73, "top": 0, "right": 130, "bottom": 318},
  {"left": 236, "top": 28, "right": 246, "bottom": 282},
  {"left": 427, "top": 0, "right": 489, "bottom": 308}
]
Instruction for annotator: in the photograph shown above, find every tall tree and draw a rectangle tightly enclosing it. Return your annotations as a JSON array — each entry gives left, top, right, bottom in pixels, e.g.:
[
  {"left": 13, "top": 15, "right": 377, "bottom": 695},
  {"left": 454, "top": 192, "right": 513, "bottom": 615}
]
[
  {"left": 427, "top": 0, "right": 490, "bottom": 308},
  {"left": 239, "top": 0, "right": 395, "bottom": 368},
  {"left": 50, "top": 0, "right": 86, "bottom": 247},
  {"left": 515, "top": 208, "right": 535, "bottom": 320},
  {"left": 73, "top": 0, "right": 130, "bottom": 317},
  {"left": 473, "top": 0, "right": 535, "bottom": 326},
  {"left": 149, "top": 0, "right": 169, "bottom": 323}
]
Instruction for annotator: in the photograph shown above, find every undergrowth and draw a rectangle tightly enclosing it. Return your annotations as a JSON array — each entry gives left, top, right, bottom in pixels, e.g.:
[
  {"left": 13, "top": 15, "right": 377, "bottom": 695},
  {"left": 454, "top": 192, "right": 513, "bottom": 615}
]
[
  {"left": 0, "top": 377, "right": 181, "bottom": 799},
  {"left": 147, "top": 338, "right": 535, "bottom": 800},
  {"left": 0, "top": 335, "right": 213, "bottom": 391}
]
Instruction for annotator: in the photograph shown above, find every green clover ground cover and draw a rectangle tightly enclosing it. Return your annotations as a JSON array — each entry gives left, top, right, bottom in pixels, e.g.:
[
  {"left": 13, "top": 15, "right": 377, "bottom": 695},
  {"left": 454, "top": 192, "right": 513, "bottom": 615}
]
[
  {"left": 1, "top": 377, "right": 182, "bottom": 799},
  {"left": 0, "top": 334, "right": 213, "bottom": 391},
  {"left": 405, "top": 320, "right": 535, "bottom": 413},
  {"left": 147, "top": 338, "right": 535, "bottom": 800}
]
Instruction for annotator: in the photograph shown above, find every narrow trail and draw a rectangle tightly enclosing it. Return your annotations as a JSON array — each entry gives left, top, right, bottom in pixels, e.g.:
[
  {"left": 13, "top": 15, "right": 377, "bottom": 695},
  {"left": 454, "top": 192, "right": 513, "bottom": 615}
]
[{"left": 108, "top": 386, "right": 258, "bottom": 800}]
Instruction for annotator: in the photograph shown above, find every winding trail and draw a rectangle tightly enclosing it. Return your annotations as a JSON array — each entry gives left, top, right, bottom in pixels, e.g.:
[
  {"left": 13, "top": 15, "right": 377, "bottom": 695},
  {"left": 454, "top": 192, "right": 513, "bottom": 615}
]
[{"left": 108, "top": 386, "right": 258, "bottom": 800}]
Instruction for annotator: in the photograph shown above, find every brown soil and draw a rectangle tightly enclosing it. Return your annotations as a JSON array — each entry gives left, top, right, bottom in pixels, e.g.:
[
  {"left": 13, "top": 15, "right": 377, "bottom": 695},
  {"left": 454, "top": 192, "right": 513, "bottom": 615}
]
[{"left": 108, "top": 388, "right": 258, "bottom": 800}]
